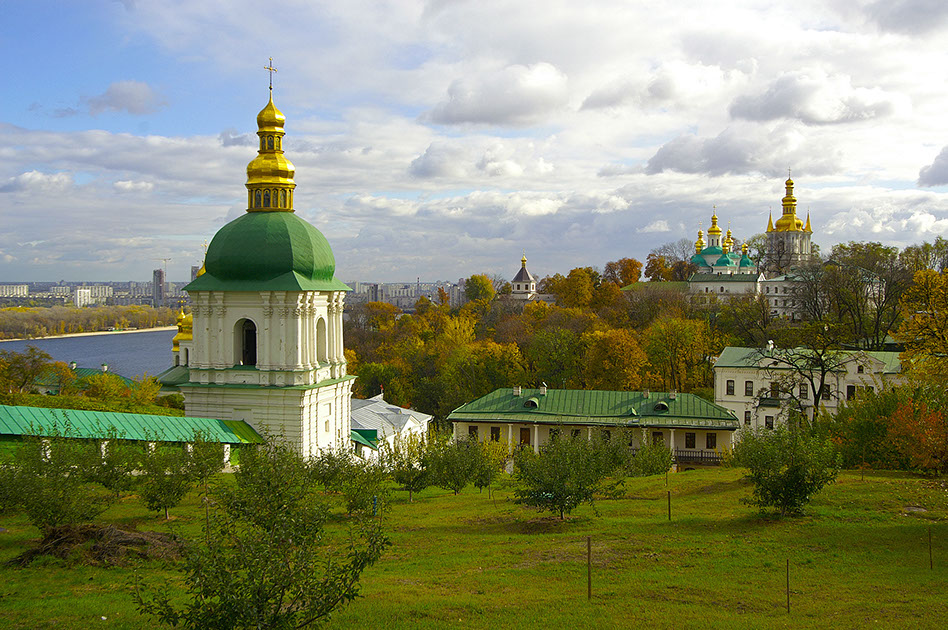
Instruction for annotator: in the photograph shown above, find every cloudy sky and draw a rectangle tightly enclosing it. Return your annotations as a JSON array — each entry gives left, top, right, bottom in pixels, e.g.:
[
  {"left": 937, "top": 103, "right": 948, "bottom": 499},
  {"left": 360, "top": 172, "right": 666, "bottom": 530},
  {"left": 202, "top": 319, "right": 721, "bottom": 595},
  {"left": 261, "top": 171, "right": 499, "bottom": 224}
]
[{"left": 3, "top": 0, "right": 948, "bottom": 283}]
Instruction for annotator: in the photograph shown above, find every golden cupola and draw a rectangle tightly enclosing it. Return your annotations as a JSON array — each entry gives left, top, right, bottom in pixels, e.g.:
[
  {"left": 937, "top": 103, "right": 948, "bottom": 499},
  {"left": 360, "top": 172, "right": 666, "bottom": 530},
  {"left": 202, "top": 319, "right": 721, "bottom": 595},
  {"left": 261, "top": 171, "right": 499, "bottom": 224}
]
[
  {"left": 246, "top": 94, "right": 296, "bottom": 212},
  {"left": 695, "top": 229, "right": 705, "bottom": 253},
  {"left": 707, "top": 211, "right": 722, "bottom": 236},
  {"left": 774, "top": 177, "right": 804, "bottom": 232}
]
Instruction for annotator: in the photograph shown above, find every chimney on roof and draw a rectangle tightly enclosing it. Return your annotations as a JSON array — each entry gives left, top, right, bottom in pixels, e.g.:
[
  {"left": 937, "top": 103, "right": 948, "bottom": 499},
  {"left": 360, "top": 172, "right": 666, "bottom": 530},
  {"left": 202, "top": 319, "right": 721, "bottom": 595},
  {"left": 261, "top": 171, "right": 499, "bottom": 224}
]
[
  {"left": 643, "top": 389, "right": 649, "bottom": 399},
  {"left": 669, "top": 390, "right": 677, "bottom": 400},
  {"left": 539, "top": 383, "right": 547, "bottom": 396},
  {"left": 513, "top": 386, "right": 522, "bottom": 397},
  {"left": 101, "top": 363, "right": 109, "bottom": 372}
]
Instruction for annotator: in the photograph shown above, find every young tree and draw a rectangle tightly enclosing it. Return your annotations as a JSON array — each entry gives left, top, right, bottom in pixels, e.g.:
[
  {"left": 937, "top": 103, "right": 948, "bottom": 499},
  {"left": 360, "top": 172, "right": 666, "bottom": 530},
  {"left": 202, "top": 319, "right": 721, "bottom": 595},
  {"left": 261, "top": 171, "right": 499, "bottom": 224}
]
[
  {"left": 728, "top": 425, "right": 840, "bottom": 516},
  {"left": 627, "top": 439, "right": 673, "bottom": 477},
  {"left": 138, "top": 446, "right": 193, "bottom": 520},
  {"left": 429, "top": 435, "right": 477, "bottom": 495},
  {"left": 472, "top": 438, "right": 509, "bottom": 497},
  {"left": 383, "top": 432, "right": 431, "bottom": 502},
  {"left": 85, "top": 435, "right": 143, "bottom": 498},
  {"left": 5, "top": 432, "right": 114, "bottom": 532},
  {"left": 514, "top": 434, "right": 623, "bottom": 519},
  {"left": 134, "top": 439, "right": 389, "bottom": 629}
]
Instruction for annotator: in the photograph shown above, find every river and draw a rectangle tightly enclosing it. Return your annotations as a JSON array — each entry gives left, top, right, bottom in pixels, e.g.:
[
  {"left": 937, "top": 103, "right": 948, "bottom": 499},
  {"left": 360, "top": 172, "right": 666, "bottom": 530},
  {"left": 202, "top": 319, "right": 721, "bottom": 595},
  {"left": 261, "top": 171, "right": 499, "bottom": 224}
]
[{"left": 0, "top": 329, "right": 177, "bottom": 379}]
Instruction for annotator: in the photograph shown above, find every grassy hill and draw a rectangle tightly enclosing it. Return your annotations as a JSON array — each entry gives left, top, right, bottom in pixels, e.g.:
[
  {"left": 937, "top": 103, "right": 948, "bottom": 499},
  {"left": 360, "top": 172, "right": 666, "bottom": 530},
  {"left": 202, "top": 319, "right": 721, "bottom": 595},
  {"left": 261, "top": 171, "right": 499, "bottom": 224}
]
[{"left": 0, "top": 468, "right": 945, "bottom": 629}]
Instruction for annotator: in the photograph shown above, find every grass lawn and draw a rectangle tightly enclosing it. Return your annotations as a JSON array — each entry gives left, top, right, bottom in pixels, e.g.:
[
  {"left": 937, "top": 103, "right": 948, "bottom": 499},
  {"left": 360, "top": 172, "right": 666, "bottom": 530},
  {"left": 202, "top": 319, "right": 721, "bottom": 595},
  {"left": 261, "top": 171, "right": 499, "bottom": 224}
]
[{"left": 0, "top": 468, "right": 946, "bottom": 629}]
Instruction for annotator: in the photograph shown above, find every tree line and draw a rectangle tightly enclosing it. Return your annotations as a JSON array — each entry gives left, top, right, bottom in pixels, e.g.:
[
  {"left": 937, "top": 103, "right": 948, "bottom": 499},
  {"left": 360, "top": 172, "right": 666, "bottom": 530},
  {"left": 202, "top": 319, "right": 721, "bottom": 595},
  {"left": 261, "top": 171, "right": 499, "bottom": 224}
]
[
  {"left": 345, "top": 237, "right": 948, "bottom": 430},
  {"left": 0, "top": 304, "right": 177, "bottom": 339}
]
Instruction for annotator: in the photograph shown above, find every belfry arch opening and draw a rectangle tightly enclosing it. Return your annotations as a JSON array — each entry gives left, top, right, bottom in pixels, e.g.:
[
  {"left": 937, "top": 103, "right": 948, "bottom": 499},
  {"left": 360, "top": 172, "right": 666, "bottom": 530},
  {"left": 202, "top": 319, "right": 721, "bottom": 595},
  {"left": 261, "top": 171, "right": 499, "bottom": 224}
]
[
  {"left": 316, "top": 317, "right": 328, "bottom": 364},
  {"left": 235, "top": 318, "right": 257, "bottom": 366}
]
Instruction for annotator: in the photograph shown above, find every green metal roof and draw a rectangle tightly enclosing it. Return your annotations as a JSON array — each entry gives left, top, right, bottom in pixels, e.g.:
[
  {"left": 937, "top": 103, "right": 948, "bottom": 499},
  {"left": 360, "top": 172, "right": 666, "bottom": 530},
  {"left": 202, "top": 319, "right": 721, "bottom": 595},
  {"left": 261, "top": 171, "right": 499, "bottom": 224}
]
[
  {"left": 715, "top": 346, "right": 902, "bottom": 374},
  {"left": 448, "top": 388, "right": 738, "bottom": 430},
  {"left": 351, "top": 428, "right": 379, "bottom": 449},
  {"left": 185, "top": 212, "right": 350, "bottom": 293},
  {"left": 0, "top": 404, "right": 262, "bottom": 444},
  {"left": 156, "top": 365, "right": 190, "bottom": 389}
]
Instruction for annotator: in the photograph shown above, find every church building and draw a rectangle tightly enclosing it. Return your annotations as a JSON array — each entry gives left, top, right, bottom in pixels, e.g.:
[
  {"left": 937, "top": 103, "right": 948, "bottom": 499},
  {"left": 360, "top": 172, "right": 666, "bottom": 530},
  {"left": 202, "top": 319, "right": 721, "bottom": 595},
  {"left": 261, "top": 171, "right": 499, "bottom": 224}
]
[
  {"left": 172, "top": 85, "right": 355, "bottom": 456},
  {"left": 687, "top": 176, "right": 816, "bottom": 317}
]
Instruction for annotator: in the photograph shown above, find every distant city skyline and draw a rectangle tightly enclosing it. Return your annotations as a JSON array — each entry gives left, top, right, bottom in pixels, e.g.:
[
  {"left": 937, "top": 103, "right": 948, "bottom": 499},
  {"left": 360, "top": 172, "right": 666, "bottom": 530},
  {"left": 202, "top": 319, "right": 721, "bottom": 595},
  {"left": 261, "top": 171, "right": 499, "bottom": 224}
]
[{"left": 3, "top": 1, "right": 948, "bottom": 282}]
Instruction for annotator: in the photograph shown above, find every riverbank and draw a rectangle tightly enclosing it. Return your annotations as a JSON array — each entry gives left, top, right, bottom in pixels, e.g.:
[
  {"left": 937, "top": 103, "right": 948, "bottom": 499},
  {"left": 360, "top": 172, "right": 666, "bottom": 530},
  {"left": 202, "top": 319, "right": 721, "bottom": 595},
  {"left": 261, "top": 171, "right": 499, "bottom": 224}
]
[{"left": 0, "top": 326, "right": 177, "bottom": 343}]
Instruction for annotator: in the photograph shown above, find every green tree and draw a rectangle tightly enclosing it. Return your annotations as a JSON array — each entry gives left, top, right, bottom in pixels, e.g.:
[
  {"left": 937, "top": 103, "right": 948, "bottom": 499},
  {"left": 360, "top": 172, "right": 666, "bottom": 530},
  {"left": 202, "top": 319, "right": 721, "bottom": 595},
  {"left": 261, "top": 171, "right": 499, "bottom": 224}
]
[
  {"left": 139, "top": 446, "right": 193, "bottom": 520},
  {"left": 383, "top": 432, "right": 431, "bottom": 502},
  {"left": 727, "top": 425, "right": 840, "bottom": 516},
  {"left": 134, "top": 439, "right": 389, "bottom": 629},
  {"left": 896, "top": 269, "right": 948, "bottom": 375},
  {"left": 514, "top": 433, "right": 622, "bottom": 519},
  {"left": 528, "top": 327, "right": 583, "bottom": 388},
  {"left": 465, "top": 274, "right": 496, "bottom": 303},
  {"left": 4, "top": 430, "right": 113, "bottom": 532},
  {"left": 628, "top": 438, "right": 673, "bottom": 477},
  {"left": 429, "top": 435, "right": 477, "bottom": 495},
  {"left": 472, "top": 438, "right": 509, "bottom": 496},
  {"left": 85, "top": 434, "right": 143, "bottom": 498}
]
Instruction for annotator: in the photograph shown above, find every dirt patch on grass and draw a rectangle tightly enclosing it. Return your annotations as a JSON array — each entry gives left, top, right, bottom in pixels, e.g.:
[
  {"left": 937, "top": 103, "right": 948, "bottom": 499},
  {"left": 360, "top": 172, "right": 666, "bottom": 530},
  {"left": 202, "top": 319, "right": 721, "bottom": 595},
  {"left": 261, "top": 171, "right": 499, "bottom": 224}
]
[{"left": 7, "top": 524, "right": 183, "bottom": 567}]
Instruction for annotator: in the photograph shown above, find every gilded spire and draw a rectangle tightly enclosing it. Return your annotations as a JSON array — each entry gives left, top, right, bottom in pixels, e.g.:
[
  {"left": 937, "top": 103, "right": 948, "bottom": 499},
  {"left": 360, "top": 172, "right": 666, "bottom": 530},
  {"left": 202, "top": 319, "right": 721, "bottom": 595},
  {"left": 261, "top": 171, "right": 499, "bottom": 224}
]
[
  {"left": 246, "top": 59, "right": 296, "bottom": 213},
  {"left": 775, "top": 174, "right": 804, "bottom": 232},
  {"left": 767, "top": 210, "right": 774, "bottom": 233},
  {"left": 805, "top": 209, "right": 812, "bottom": 233},
  {"left": 707, "top": 208, "right": 722, "bottom": 236}
]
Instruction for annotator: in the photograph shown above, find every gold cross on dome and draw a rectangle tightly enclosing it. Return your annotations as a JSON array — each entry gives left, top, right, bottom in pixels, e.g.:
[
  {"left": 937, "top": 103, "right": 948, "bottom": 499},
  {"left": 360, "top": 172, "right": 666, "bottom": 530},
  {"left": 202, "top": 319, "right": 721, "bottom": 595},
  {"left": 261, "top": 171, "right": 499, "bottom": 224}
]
[{"left": 264, "top": 57, "right": 278, "bottom": 90}]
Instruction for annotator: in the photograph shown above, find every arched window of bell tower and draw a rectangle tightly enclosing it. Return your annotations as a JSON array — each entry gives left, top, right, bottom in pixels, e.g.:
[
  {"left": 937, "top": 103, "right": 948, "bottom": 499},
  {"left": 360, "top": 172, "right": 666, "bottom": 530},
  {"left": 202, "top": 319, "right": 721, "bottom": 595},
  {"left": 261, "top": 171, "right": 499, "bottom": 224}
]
[
  {"left": 316, "top": 317, "right": 328, "bottom": 364},
  {"left": 235, "top": 319, "right": 258, "bottom": 367}
]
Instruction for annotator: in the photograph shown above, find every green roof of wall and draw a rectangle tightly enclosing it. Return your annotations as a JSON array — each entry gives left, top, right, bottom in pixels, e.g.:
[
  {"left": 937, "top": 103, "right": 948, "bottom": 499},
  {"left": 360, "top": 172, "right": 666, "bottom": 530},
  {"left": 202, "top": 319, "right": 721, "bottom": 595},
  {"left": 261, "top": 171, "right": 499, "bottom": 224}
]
[
  {"left": 448, "top": 388, "right": 738, "bottom": 430},
  {"left": 0, "top": 404, "right": 262, "bottom": 444},
  {"left": 185, "top": 212, "right": 350, "bottom": 293}
]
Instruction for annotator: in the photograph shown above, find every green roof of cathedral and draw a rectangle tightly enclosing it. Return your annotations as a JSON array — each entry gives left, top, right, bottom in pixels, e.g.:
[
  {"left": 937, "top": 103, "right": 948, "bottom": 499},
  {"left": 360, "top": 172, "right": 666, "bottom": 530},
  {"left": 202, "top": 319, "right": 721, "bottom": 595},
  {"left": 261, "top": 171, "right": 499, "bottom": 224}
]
[{"left": 185, "top": 212, "right": 350, "bottom": 292}]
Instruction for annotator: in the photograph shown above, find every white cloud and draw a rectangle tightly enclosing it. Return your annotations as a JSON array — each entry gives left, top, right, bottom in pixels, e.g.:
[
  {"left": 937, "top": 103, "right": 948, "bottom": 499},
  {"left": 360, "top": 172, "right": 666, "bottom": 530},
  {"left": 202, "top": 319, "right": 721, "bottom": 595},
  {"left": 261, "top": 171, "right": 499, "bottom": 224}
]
[
  {"left": 425, "top": 63, "right": 569, "bottom": 126},
  {"left": 729, "top": 71, "right": 901, "bottom": 125},
  {"left": 639, "top": 220, "right": 670, "bottom": 233},
  {"left": 86, "top": 80, "right": 166, "bottom": 116},
  {"left": 113, "top": 180, "right": 154, "bottom": 192},
  {"left": 0, "top": 170, "right": 74, "bottom": 193}
]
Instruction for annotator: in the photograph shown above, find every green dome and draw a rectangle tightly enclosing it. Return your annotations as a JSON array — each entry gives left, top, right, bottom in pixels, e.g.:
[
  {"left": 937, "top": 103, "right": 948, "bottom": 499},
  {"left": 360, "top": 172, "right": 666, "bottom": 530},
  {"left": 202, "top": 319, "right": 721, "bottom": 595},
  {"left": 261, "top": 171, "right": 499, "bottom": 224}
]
[{"left": 186, "top": 212, "right": 350, "bottom": 292}]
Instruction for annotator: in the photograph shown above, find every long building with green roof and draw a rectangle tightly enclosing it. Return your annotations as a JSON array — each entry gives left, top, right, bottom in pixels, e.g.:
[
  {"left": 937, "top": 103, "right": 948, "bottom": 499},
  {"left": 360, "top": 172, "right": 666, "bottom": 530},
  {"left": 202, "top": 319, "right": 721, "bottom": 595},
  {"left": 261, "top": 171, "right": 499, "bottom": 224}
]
[{"left": 448, "top": 387, "right": 739, "bottom": 463}]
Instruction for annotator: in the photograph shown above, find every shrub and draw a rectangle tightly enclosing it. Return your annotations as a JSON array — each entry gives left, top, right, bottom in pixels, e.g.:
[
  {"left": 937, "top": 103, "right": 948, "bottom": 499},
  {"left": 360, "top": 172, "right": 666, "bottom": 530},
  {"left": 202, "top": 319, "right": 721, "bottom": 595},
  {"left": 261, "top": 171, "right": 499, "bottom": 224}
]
[
  {"left": 5, "top": 433, "right": 113, "bottom": 532},
  {"left": 138, "top": 446, "right": 193, "bottom": 520},
  {"left": 514, "top": 434, "right": 622, "bottom": 519},
  {"left": 727, "top": 425, "right": 840, "bottom": 516},
  {"left": 628, "top": 439, "right": 674, "bottom": 477},
  {"left": 134, "top": 439, "right": 389, "bottom": 628},
  {"left": 382, "top": 432, "right": 430, "bottom": 502}
]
